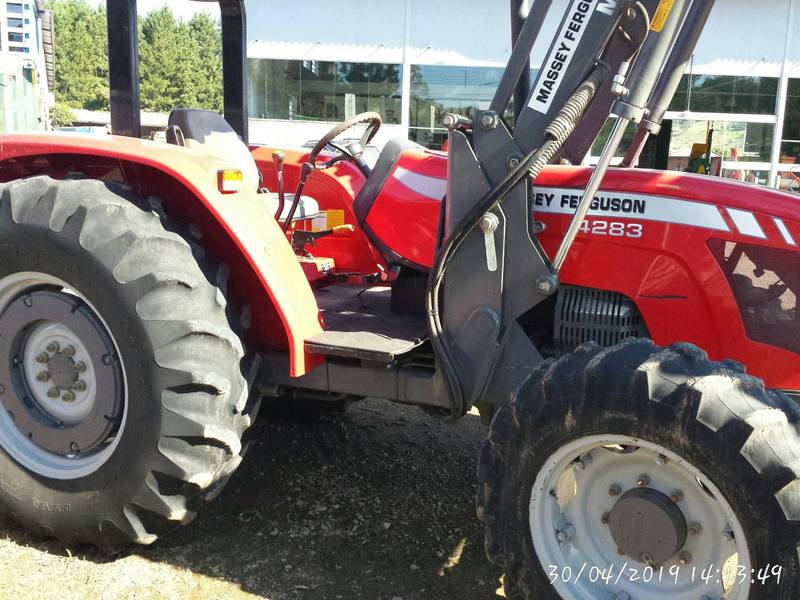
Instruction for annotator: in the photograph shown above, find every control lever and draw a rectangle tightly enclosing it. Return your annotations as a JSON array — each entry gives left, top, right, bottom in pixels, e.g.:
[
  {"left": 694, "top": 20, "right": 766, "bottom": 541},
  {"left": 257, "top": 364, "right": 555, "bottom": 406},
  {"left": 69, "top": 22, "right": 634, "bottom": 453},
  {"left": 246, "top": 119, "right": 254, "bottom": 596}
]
[
  {"left": 282, "top": 162, "right": 313, "bottom": 232},
  {"left": 480, "top": 212, "right": 499, "bottom": 272},
  {"left": 291, "top": 224, "right": 355, "bottom": 255},
  {"left": 345, "top": 141, "right": 372, "bottom": 178},
  {"left": 272, "top": 151, "right": 286, "bottom": 221}
]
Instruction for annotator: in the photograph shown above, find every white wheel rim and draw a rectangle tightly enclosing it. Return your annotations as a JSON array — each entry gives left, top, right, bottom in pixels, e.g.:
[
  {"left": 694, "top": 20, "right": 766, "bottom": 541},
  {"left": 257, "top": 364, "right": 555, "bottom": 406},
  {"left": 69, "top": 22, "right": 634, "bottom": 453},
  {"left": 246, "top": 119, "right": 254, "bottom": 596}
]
[
  {"left": 0, "top": 272, "right": 128, "bottom": 480},
  {"left": 530, "top": 434, "right": 751, "bottom": 600}
]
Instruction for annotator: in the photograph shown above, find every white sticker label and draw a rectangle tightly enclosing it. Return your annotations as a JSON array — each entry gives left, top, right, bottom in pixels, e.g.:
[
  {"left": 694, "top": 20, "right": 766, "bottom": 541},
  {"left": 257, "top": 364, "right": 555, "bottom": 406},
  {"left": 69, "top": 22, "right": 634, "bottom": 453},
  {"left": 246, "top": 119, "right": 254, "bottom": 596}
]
[
  {"left": 532, "top": 187, "right": 731, "bottom": 232},
  {"left": 528, "top": 0, "right": 598, "bottom": 114}
]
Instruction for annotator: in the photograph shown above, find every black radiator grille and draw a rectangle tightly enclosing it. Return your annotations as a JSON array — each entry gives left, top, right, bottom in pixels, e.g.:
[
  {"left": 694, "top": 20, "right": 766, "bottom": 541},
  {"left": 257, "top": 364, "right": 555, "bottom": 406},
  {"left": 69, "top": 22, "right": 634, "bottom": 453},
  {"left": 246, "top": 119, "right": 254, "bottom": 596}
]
[{"left": 555, "top": 286, "right": 649, "bottom": 352}]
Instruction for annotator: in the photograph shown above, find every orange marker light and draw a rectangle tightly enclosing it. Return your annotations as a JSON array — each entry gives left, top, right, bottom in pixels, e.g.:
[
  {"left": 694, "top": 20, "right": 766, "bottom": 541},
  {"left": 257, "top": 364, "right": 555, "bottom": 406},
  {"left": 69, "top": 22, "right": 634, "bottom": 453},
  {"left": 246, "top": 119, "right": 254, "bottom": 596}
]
[{"left": 218, "top": 169, "right": 244, "bottom": 194}]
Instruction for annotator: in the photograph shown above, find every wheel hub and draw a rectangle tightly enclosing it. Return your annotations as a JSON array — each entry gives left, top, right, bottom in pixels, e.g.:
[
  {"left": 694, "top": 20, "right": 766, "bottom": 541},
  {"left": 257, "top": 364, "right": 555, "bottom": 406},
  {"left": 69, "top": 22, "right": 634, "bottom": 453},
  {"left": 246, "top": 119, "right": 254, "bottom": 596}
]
[
  {"left": 608, "top": 487, "right": 687, "bottom": 565},
  {"left": 46, "top": 352, "right": 79, "bottom": 391},
  {"left": 0, "top": 289, "right": 123, "bottom": 457}
]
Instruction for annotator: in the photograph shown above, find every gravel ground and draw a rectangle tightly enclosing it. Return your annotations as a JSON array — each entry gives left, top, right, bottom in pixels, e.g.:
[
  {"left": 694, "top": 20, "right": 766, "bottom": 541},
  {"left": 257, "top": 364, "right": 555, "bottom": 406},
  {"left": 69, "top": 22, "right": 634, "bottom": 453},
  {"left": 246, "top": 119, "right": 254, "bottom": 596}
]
[{"left": 0, "top": 399, "right": 504, "bottom": 600}]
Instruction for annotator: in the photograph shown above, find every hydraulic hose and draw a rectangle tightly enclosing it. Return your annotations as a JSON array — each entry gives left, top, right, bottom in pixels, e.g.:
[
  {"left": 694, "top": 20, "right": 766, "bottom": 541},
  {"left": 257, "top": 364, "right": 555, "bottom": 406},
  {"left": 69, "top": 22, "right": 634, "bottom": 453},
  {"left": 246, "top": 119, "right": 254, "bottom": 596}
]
[{"left": 426, "top": 64, "right": 609, "bottom": 419}]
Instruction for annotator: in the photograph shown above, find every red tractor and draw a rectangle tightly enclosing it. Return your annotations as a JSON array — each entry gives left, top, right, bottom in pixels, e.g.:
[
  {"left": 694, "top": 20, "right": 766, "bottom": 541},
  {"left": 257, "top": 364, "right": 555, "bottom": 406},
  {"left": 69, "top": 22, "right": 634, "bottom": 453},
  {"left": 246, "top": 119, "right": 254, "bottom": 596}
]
[{"left": 1, "top": 0, "right": 798, "bottom": 598}]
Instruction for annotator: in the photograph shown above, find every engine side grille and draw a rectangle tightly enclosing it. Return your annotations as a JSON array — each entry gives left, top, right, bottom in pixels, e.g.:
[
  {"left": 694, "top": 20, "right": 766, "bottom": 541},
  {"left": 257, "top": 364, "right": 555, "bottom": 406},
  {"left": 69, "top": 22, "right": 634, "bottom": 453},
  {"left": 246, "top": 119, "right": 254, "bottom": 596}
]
[{"left": 554, "top": 286, "right": 650, "bottom": 353}]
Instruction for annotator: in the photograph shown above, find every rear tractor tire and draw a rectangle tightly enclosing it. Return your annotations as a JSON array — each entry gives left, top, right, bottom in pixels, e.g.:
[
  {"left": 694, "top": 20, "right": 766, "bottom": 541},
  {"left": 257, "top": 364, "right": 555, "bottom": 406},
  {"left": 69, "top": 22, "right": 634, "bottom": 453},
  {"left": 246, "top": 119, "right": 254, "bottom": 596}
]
[
  {"left": 0, "top": 177, "right": 251, "bottom": 552},
  {"left": 478, "top": 338, "right": 800, "bottom": 600}
]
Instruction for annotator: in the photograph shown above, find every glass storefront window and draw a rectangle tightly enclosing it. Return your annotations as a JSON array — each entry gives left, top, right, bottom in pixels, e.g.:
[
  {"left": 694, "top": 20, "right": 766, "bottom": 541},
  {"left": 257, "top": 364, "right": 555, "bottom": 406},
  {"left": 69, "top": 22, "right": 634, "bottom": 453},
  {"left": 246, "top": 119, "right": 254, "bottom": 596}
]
[
  {"left": 247, "top": 59, "right": 402, "bottom": 124},
  {"left": 667, "top": 74, "right": 778, "bottom": 116},
  {"left": 409, "top": 65, "right": 512, "bottom": 149},
  {"left": 670, "top": 119, "right": 774, "bottom": 163},
  {"left": 779, "top": 79, "right": 800, "bottom": 169}
]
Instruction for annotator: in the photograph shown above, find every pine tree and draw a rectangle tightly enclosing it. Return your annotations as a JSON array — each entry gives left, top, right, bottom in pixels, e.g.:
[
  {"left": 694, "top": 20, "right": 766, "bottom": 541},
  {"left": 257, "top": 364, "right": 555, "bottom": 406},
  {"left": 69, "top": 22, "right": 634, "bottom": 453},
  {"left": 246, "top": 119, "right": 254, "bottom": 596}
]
[{"left": 48, "top": 0, "right": 109, "bottom": 110}]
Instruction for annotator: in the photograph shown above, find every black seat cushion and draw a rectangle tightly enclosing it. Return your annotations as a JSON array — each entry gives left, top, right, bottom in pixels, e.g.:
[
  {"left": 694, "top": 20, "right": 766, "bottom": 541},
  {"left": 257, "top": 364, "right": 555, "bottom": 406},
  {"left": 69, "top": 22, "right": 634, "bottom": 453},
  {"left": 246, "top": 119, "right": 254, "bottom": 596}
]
[{"left": 168, "top": 108, "right": 237, "bottom": 144}]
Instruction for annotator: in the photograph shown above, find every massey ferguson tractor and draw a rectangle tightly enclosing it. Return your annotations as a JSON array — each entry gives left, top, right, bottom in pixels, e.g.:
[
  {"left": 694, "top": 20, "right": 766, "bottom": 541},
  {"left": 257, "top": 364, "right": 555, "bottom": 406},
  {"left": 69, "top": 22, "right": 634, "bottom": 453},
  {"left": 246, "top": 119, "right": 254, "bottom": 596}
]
[{"left": 0, "top": 0, "right": 798, "bottom": 598}]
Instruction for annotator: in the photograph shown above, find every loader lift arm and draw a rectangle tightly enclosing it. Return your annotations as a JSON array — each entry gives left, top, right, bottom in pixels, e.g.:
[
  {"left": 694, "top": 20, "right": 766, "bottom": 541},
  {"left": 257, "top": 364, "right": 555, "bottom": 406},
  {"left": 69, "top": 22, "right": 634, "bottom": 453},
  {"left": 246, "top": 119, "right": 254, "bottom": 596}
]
[{"left": 429, "top": 0, "right": 714, "bottom": 418}]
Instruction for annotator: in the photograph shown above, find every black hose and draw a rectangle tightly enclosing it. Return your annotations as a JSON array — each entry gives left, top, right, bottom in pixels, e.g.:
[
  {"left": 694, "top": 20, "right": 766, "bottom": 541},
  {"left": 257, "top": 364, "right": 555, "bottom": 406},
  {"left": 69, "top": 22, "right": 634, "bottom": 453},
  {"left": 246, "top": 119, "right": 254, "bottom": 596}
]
[{"left": 426, "top": 64, "right": 609, "bottom": 419}]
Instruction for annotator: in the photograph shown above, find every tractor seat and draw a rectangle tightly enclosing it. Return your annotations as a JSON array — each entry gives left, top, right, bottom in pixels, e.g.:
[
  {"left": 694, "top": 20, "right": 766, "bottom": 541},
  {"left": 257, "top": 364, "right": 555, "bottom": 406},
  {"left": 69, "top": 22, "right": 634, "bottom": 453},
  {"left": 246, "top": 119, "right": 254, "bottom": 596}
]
[
  {"left": 352, "top": 138, "right": 439, "bottom": 270},
  {"left": 167, "top": 108, "right": 319, "bottom": 223},
  {"left": 167, "top": 108, "right": 260, "bottom": 192}
]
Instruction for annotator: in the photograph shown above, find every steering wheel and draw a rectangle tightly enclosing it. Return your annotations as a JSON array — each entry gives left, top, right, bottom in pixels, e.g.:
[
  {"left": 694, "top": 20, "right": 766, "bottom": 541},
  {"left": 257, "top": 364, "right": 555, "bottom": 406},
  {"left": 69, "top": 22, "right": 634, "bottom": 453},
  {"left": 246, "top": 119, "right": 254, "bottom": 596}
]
[{"left": 307, "top": 112, "right": 382, "bottom": 174}]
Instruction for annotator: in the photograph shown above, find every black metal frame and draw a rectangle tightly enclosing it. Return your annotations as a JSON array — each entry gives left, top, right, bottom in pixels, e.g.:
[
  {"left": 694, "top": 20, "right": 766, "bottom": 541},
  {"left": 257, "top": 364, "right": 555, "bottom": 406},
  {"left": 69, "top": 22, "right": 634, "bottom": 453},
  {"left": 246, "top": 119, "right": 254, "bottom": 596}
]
[{"left": 106, "top": 0, "right": 248, "bottom": 141}]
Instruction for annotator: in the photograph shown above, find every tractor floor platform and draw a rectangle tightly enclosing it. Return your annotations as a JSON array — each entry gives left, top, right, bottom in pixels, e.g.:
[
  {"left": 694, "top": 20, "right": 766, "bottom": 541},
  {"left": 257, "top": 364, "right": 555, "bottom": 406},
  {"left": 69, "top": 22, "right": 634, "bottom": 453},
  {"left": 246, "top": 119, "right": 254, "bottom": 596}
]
[{"left": 305, "top": 284, "right": 428, "bottom": 363}]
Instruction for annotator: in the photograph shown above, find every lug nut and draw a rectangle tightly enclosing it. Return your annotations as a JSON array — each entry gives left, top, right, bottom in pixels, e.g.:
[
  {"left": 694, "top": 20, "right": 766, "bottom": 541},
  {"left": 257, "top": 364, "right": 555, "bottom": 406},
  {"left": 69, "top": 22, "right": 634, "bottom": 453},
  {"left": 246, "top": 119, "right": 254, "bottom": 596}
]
[
  {"left": 671, "top": 490, "right": 685, "bottom": 503},
  {"left": 678, "top": 551, "right": 692, "bottom": 565},
  {"left": 688, "top": 522, "right": 703, "bottom": 537},
  {"left": 46, "top": 342, "right": 60, "bottom": 353},
  {"left": 609, "top": 484, "right": 622, "bottom": 496},
  {"left": 72, "top": 380, "right": 86, "bottom": 392},
  {"left": 556, "top": 524, "right": 575, "bottom": 543},
  {"left": 75, "top": 362, "right": 87, "bottom": 373},
  {"left": 722, "top": 529, "right": 734, "bottom": 542},
  {"left": 36, "top": 353, "right": 50, "bottom": 364},
  {"left": 62, "top": 391, "right": 75, "bottom": 403},
  {"left": 61, "top": 345, "right": 75, "bottom": 358},
  {"left": 36, "top": 371, "right": 50, "bottom": 382},
  {"left": 47, "top": 387, "right": 60, "bottom": 398},
  {"left": 601, "top": 512, "right": 610, "bottom": 525},
  {"left": 637, "top": 474, "right": 650, "bottom": 487}
]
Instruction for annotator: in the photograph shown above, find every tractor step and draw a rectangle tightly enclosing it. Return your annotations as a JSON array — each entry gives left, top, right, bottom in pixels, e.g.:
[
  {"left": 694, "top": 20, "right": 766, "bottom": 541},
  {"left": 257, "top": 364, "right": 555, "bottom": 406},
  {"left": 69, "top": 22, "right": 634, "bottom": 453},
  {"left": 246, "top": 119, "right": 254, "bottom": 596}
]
[{"left": 306, "top": 284, "right": 428, "bottom": 363}]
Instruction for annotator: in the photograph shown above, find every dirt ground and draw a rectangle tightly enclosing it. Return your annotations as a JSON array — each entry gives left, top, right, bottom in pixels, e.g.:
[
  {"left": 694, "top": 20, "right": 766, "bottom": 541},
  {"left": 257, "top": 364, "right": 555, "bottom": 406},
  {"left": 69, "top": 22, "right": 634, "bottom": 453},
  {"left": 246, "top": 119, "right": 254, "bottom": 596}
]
[{"left": 0, "top": 399, "right": 504, "bottom": 600}]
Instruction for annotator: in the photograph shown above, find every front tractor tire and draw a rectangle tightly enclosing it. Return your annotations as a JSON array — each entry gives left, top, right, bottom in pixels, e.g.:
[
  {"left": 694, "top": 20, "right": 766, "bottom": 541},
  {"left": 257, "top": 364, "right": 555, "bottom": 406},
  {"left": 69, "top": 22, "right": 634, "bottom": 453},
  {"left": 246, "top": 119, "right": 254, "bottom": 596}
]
[
  {"left": 0, "top": 177, "right": 250, "bottom": 552},
  {"left": 478, "top": 338, "right": 800, "bottom": 600}
]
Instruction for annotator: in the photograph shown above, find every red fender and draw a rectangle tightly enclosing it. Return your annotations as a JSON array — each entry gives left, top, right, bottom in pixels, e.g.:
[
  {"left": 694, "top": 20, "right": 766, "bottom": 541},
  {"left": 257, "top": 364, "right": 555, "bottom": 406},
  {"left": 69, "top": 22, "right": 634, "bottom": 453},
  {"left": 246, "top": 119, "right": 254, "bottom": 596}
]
[{"left": 0, "top": 133, "right": 323, "bottom": 377}]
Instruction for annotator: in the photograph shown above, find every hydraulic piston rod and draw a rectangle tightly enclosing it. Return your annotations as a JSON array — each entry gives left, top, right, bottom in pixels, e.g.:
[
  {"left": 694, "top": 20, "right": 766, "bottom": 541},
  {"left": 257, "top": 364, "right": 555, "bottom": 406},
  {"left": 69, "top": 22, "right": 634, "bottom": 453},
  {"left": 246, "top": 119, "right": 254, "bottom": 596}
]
[{"left": 551, "top": 116, "right": 630, "bottom": 273}]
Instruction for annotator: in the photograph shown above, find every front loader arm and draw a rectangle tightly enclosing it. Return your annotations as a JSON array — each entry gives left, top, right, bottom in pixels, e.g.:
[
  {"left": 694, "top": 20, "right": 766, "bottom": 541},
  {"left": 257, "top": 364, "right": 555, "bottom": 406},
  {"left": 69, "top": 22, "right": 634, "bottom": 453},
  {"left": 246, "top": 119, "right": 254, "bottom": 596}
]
[{"left": 430, "top": 0, "right": 705, "bottom": 417}]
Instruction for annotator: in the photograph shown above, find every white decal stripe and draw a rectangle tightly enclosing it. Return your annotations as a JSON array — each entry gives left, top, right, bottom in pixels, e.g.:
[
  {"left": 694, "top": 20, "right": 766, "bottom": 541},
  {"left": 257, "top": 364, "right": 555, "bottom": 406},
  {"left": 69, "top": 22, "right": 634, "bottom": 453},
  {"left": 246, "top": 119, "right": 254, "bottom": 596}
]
[
  {"left": 773, "top": 217, "right": 796, "bottom": 246},
  {"left": 393, "top": 166, "right": 447, "bottom": 200},
  {"left": 726, "top": 208, "right": 767, "bottom": 239},
  {"left": 532, "top": 187, "right": 730, "bottom": 232},
  {"left": 528, "top": 0, "right": 596, "bottom": 114}
]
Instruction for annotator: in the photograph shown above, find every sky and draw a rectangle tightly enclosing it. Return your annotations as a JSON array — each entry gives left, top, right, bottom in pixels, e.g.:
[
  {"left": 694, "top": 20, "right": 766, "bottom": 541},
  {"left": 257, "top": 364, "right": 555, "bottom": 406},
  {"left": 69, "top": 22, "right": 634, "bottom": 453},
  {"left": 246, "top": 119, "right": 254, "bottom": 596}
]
[{"left": 90, "top": 1, "right": 219, "bottom": 21}]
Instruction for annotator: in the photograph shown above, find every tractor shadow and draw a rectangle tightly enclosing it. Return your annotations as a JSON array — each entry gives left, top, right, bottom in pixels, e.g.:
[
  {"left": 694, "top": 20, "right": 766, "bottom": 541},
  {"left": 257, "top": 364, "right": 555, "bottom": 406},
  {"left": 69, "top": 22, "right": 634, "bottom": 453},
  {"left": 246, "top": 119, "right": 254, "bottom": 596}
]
[{"left": 1, "top": 398, "right": 504, "bottom": 600}]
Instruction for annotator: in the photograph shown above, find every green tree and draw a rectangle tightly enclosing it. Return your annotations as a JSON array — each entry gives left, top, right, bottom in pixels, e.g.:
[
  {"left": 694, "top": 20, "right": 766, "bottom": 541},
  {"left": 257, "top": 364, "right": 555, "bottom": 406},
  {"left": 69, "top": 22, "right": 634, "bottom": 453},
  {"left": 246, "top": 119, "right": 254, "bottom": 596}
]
[
  {"left": 189, "top": 14, "right": 223, "bottom": 113},
  {"left": 48, "top": 1, "right": 223, "bottom": 114},
  {"left": 48, "top": 0, "right": 109, "bottom": 110},
  {"left": 50, "top": 102, "right": 76, "bottom": 127}
]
